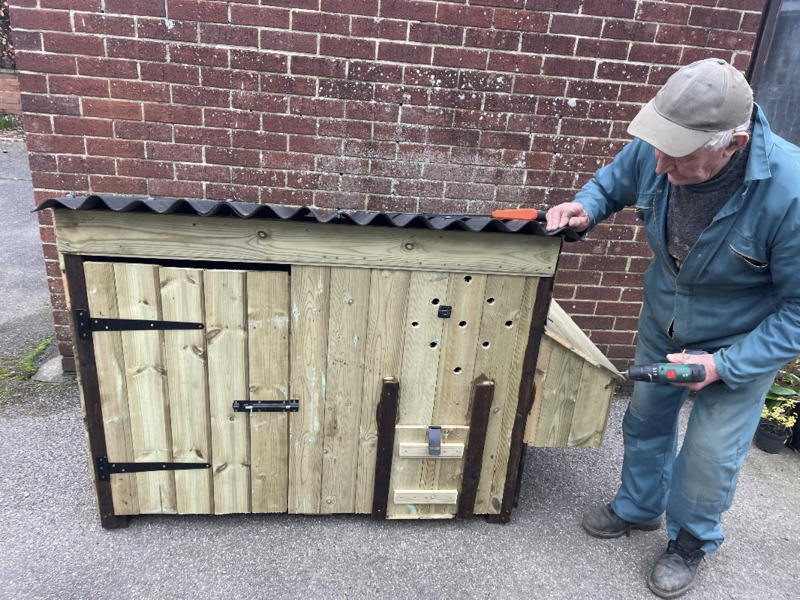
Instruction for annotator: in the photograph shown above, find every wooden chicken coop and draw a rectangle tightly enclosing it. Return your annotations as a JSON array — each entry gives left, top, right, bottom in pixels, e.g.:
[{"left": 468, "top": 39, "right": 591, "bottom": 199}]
[{"left": 41, "top": 196, "right": 621, "bottom": 528}]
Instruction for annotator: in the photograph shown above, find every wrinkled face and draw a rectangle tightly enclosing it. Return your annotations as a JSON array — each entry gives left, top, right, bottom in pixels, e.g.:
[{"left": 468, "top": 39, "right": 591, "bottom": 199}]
[{"left": 654, "top": 145, "right": 735, "bottom": 186}]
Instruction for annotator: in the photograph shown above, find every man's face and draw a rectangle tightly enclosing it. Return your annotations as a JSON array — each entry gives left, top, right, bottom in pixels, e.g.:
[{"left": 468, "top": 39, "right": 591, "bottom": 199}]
[{"left": 654, "top": 145, "right": 734, "bottom": 186}]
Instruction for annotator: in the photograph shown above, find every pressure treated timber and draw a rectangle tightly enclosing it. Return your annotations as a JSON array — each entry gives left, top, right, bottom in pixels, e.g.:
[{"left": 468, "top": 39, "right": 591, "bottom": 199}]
[
  {"left": 372, "top": 378, "right": 399, "bottom": 520},
  {"left": 52, "top": 211, "right": 561, "bottom": 277},
  {"left": 399, "top": 443, "right": 464, "bottom": 458},
  {"left": 394, "top": 490, "right": 458, "bottom": 505}
]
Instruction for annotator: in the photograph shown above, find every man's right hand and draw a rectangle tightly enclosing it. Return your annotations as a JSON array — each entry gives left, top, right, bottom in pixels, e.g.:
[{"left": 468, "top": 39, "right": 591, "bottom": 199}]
[{"left": 545, "top": 202, "right": 591, "bottom": 232}]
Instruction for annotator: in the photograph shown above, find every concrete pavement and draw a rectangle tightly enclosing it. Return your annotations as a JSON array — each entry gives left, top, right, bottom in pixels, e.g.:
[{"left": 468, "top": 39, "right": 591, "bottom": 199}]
[{"left": 1, "top": 137, "right": 798, "bottom": 600}]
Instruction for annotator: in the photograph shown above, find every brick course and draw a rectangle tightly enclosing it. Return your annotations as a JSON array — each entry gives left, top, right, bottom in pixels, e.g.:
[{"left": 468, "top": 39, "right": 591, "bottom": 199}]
[{"left": 9, "top": 0, "right": 766, "bottom": 370}]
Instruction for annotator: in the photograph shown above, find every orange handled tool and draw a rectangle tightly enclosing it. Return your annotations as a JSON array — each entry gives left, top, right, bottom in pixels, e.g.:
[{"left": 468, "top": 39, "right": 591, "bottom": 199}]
[{"left": 433, "top": 209, "right": 547, "bottom": 221}]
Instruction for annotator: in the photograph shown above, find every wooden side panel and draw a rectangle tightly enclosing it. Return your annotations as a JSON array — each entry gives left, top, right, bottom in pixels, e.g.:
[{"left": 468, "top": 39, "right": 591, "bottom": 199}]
[
  {"left": 289, "top": 266, "right": 330, "bottom": 514},
  {"left": 160, "top": 267, "right": 213, "bottom": 514},
  {"left": 206, "top": 270, "right": 250, "bottom": 514},
  {"left": 83, "top": 262, "right": 139, "bottom": 516},
  {"left": 531, "top": 343, "right": 582, "bottom": 447},
  {"left": 472, "top": 275, "right": 527, "bottom": 515},
  {"left": 320, "top": 267, "right": 371, "bottom": 514},
  {"left": 568, "top": 363, "right": 615, "bottom": 448},
  {"left": 355, "top": 270, "right": 410, "bottom": 513},
  {"left": 247, "top": 271, "right": 291, "bottom": 513},
  {"left": 113, "top": 263, "right": 177, "bottom": 514}
]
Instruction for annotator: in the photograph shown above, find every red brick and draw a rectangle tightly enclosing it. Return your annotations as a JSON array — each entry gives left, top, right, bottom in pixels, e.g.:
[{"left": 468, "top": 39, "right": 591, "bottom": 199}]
[
  {"left": 202, "top": 68, "right": 258, "bottom": 90},
  {"left": 9, "top": 30, "right": 41, "bottom": 51},
  {"left": 322, "top": 0, "right": 378, "bottom": 15},
  {"left": 32, "top": 171, "right": 90, "bottom": 191},
  {"left": 44, "top": 32, "right": 105, "bottom": 55},
  {"left": 494, "top": 8, "right": 548, "bottom": 32},
  {"left": 170, "top": 43, "right": 228, "bottom": 67},
  {"left": 434, "top": 47, "right": 488, "bottom": 70},
  {"left": 290, "top": 96, "right": 343, "bottom": 118},
  {"left": 576, "top": 38, "right": 629, "bottom": 61},
  {"left": 618, "top": 82, "right": 660, "bottom": 103},
  {"left": 430, "top": 89, "right": 482, "bottom": 110},
  {"left": 405, "top": 66, "right": 459, "bottom": 88},
  {"left": 550, "top": 14, "right": 603, "bottom": 36},
  {"left": 380, "top": 0, "right": 436, "bottom": 22},
  {"left": 291, "top": 56, "right": 346, "bottom": 78},
  {"left": 342, "top": 176, "right": 393, "bottom": 195},
  {"left": 740, "top": 12, "right": 763, "bottom": 33},
  {"left": 200, "top": 24, "right": 259, "bottom": 47},
  {"left": 400, "top": 106, "right": 454, "bottom": 127},
  {"left": 259, "top": 30, "right": 317, "bottom": 54},
  {"left": 533, "top": 133, "right": 584, "bottom": 154},
  {"left": 347, "top": 62, "right": 403, "bottom": 84},
  {"left": 204, "top": 108, "right": 260, "bottom": 130},
  {"left": 231, "top": 4, "right": 290, "bottom": 27},
  {"left": 449, "top": 147, "right": 503, "bottom": 166},
  {"left": 86, "top": 138, "right": 145, "bottom": 158},
  {"left": 287, "top": 170, "right": 339, "bottom": 190},
  {"left": 689, "top": 7, "right": 743, "bottom": 30},
  {"left": 9, "top": 8, "right": 72, "bottom": 31},
  {"left": 174, "top": 85, "right": 230, "bottom": 107},
  {"left": 83, "top": 98, "right": 142, "bottom": 120},
  {"left": 410, "top": 23, "right": 462, "bottom": 46},
  {"left": 366, "top": 195, "right": 417, "bottom": 212},
  {"left": 437, "top": 4, "right": 493, "bottom": 27},
  {"left": 54, "top": 116, "right": 113, "bottom": 137},
  {"left": 602, "top": 19, "right": 657, "bottom": 42},
  {"left": 176, "top": 163, "right": 231, "bottom": 183},
  {"left": 378, "top": 42, "right": 432, "bottom": 65},
  {"left": 262, "top": 0, "right": 316, "bottom": 8},
  {"left": 374, "top": 84, "right": 429, "bottom": 106},
  {"left": 21, "top": 94, "right": 81, "bottom": 115},
  {"left": 319, "top": 118, "right": 373, "bottom": 139},
  {"left": 460, "top": 71, "right": 514, "bottom": 93},
  {"left": 680, "top": 47, "right": 732, "bottom": 66},
  {"left": 168, "top": 0, "right": 228, "bottom": 23},
  {"left": 542, "top": 57, "right": 595, "bottom": 79},
  {"left": 58, "top": 155, "right": 116, "bottom": 174},
  {"left": 144, "top": 103, "right": 202, "bottom": 124},
  {"left": 110, "top": 80, "right": 171, "bottom": 102},
  {"left": 397, "top": 142, "right": 449, "bottom": 163},
  {"left": 575, "top": 285, "right": 622, "bottom": 302},
  {"left": 147, "top": 142, "right": 202, "bottom": 162},
  {"left": 320, "top": 36, "right": 377, "bottom": 60},
  {"left": 507, "top": 114, "right": 559, "bottom": 134},
  {"left": 230, "top": 49, "right": 287, "bottom": 73},
  {"left": 15, "top": 52, "right": 76, "bottom": 74},
  {"left": 232, "top": 130, "right": 287, "bottom": 151},
  {"left": 23, "top": 115, "right": 54, "bottom": 134},
  {"left": 149, "top": 179, "right": 203, "bottom": 199},
  {"left": 116, "top": 121, "right": 173, "bottom": 142},
  {"left": 137, "top": 17, "right": 198, "bottom": 41},
  {"left": 654, "top": 26, "right": 709, "bottom": 47},
  {"left": 206, "top": 147, "right": 260, "bottom": 167},
  {"left": 74, "top": 13, "right": 135, "bottom": 36},
  {"left": 174, "top": 126, "right": 231, "bottom": 146},
  {"left": 49, "top": 75, "right": 109, "bottom": 97},
  {"left": 343, "top": 139, "right": 396, "bottom": 160},
  {"left": 231, "top": 167, "right": 285, "bottom": 187},
  {"left": 522, "top": 33, "right": 576, "bottom": 56},
  {"left": 482, "top": 131, "right": 531, "bottom": 151},
  {"left": 232, "top": 91, "right": 286, "bottom": 113},
  {"left": 262, "top": 151, "right": 314, "bottom": 170},
  {"left": 351, "top": 16, "right": 408, "bottom": 39},
  {"left": 583, "top": 0, "right": 636, "bottom": 18},
  {"left": 708, "top": 30, "right": 756, "bottom": 51},
  {"left": 105, "top": 0, "right": 166, "bottom": 16},
  {"left": 287, "top": 135, "right": 341, "bottom": 156},
  {"left": 317, "top": 156, "right": 370, "bottom": 175},
  {"left": 90, "top": 175, "right": 148, "bottom": 195},
  {"left": 293, "top": 10, "right": 349, "bottom": 34},
  {"left": 116, "top": 159, "right": 175, "bottom": 179},
  {"left": 374, "top": 123, "right": 426, "bottom": 143},
  {"left": 319, "top": 80, "right": 374, "bottom": 101},
  {"left": 78, "top": 57, "right": 139, "bottom": 79},
  {"left": 514, "top": 75, "right": 567, "bottom": 97},
  {"left": 636, "top": 1, "right": 690, "bottom": 24},
  {"left": 454, "top": 109, "right": 506, "bottom": 131},
  {"left": 260, "top": 74, "right": 316, "bottom": 95}
]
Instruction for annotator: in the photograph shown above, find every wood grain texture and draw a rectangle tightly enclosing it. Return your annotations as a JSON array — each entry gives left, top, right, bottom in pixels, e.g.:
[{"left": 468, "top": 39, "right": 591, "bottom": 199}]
[
  {"left": 53, "top": 211, "right": 561, "bottom": 277},
  {"left": 247, "top": 271, "right": 291, "bottom": 513}
]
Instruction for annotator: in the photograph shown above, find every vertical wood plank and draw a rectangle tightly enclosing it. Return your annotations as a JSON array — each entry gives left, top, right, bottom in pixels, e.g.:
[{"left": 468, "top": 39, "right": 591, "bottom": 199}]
[
  {"left": 288, "top": 265, "right": 330, "bottom": 514},
  {"left": 66, "top": 255, "right": 128, "bottom": 528},
  {"left": 532, "top": 344, "right": 581, "bottom": 447},
  {"left": 83, "top": 261, "right": 139, "bottom": 516},
  {"left": 471, "top": 275, "right": 528, "bottom": 515},
  {"left": 372, "top": 377, "right": 399, "bottom": 519},
  {"left": 321, "top": 267, "right": 371, "bottom": 514},
  {"left": 160, "top": 267, "right": 213, "bottom": 514},
  {"left": 206, "top": 270, "right": 250, "bottom": 514},
  {"left": 568, "top": 363, "right": 614, "bottom": 448},
  {"left": 458, "top": 378, "right": 495, "bottom": 519},
  {"left": 248, "top": 271, "right": 290, "bottom": 513},
  {"left": 114, "top": 262, "right": 177, "bottom": 514},
  {"left": 355, "top": 269, "right": 410, "bottom": 513}
]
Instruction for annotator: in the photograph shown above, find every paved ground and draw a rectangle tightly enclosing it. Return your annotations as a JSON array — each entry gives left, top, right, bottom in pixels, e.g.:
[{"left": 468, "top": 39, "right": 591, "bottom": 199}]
[{"left": 1, "top": 137, "right": 798, "bottom": 600}]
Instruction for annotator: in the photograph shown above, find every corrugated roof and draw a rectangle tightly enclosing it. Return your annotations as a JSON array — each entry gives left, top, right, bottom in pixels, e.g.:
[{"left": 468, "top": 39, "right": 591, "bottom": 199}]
[{"left": 37, "top": 195, "right": 581, "bottom": 241}]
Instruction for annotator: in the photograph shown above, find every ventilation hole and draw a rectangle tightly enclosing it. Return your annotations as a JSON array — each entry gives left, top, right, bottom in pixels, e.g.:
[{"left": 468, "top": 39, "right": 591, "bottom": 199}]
[
  {"left": 464, "top": 275, "right": 472, "bottom": 283},
  {"left": 429, "top": 341, "right": 438, "bottom": 349},
  {"left": 459, "top": 321, "right": 467, "bottom": 328},
  {"left": 453, "top": 367, "right": 462, "bottom": 374},
  {"left": 505, "top": 320, "right": 513, "bottom": 328},
  {"left": 487, "top": 297, "right": 495, "bottom": 304},
  {"left": 431, "top": 298, "right": 440, "bottom": 305},
  {"left": 482, "top": 341, "right": 490, "bottom": 348},
  {"left": 411, "top": 321, "right": 419, "bottom": 327}
]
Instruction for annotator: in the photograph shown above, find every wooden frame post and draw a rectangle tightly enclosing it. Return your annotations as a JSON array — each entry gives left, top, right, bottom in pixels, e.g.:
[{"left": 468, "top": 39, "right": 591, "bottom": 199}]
[
  {"left": 457, "top": 377, "right": 495, "bottom": 519},
  {"left": 371, "top": 377, "right": 399, "bottom": 519}
]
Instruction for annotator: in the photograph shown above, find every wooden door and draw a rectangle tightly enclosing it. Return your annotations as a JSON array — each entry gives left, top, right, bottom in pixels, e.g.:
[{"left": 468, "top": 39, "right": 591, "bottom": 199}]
[{"left": 84, "top": 261, "right": 290, "bottom": 515}]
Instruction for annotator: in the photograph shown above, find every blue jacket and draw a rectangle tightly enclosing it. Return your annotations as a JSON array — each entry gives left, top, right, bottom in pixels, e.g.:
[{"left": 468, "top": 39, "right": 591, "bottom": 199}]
[{"left": 574, "top": 106, "right": 800, "bottom": 388}]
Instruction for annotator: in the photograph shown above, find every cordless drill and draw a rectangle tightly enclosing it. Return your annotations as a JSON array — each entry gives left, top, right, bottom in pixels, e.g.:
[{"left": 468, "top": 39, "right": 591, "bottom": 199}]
[{"left": 624, "top": 363, "right": 706, "bottom": 383}]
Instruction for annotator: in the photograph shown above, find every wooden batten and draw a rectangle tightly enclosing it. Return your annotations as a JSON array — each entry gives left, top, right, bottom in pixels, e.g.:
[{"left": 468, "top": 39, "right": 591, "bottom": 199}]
[{"left": 52, "top": 211, "right": 561, "bottom": 277}]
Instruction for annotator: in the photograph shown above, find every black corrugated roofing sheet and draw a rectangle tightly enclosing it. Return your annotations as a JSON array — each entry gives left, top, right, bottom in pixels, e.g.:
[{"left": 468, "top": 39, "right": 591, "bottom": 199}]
[{"left": 37, "top": 195, "right": 580, "bottom": 241}]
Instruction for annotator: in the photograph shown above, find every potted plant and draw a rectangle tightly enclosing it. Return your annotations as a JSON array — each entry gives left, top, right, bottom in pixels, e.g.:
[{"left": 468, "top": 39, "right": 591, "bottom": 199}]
[{"left": 755, "top": 357, "right": 800, "bottom": 454}]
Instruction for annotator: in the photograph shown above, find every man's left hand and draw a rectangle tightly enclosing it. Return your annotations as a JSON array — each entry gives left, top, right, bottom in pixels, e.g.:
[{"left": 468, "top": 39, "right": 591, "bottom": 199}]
[{"left": 665, "top": 351, "right": 721, "bottom": 391}]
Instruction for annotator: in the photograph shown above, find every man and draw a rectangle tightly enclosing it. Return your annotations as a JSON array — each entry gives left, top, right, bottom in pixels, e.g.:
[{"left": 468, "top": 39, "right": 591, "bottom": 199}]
[{"left": 545, "top": 58, "right": 800, "bottom": 598}]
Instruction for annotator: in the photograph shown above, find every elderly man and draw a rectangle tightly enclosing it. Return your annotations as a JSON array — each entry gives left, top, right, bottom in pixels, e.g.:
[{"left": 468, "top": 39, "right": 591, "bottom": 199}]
[{"left": 545, "top": 58, "right": 800, "bottom": 598}]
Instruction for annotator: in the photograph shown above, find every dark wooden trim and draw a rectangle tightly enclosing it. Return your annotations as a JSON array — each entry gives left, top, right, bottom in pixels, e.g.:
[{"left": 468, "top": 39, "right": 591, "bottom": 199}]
[
  {"left": 488, "top": 276, "right": 554, "bottom": 524},
  {"left": 63, "top": 254, "right": 128, "bottom": 529},
  {"left": 457, "top": 377, "right": 495, "bottom": 519},
  {"left": 371, "top": 377, "right": 399, "bottom": 519},
  {"left": 747, "top": 0, "right": 783, "bottom": 92},
  {"left": 513, "top": 445, "right": 527, "bottom": 509}
]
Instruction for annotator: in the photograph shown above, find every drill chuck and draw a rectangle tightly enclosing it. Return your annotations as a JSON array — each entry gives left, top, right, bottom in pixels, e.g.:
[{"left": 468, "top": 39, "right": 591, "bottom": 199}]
[{"left": 626, "top": 363, "right": 706, "bottom": 383}]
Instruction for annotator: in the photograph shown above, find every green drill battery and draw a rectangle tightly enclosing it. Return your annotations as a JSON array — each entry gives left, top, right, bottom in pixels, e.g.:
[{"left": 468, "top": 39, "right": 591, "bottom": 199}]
[{"left": 626, "top": 363, "right": 706, "bottom": 383}]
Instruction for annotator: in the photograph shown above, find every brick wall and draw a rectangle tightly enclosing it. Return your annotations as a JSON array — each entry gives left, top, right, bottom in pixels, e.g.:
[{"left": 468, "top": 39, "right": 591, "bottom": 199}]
[
  {"left": 0, "top": 69, "right": 21, "bottom": 114},
  {"left": 9, "top": 0, "right": 766, "bottom": 371}
]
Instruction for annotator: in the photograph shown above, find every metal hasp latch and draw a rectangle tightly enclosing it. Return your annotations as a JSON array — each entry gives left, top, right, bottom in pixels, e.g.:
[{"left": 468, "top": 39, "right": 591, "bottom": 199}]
[
  {"left": 232, "top": 400, "right": 300, "bottom": 416},
  {"left": 95, "top": 456, "right": 210, "bottom": 482},
  {"left": 427, "top": 426, "right": 442, "bottom": 456},
  {"left": 74, "top": 309, "right": 204, "bottom": 340},
  {"left": 437, "top": 306, "right": 452, "bottom": 318}
]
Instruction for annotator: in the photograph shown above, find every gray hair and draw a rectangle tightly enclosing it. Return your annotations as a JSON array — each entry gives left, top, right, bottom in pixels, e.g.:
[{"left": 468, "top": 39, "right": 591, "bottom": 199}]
[{"left": 703, "top": 120, "right": 752, "bottom": 151}]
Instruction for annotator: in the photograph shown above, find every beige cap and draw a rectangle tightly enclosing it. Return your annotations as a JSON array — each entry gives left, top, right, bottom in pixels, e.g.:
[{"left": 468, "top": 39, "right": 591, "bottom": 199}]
[{"left": 627, "top": 58, "right": 753, "bottom": 157}]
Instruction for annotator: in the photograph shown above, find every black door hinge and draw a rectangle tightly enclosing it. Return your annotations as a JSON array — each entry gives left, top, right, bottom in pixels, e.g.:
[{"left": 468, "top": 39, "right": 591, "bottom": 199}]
[
  {"left": 75, "top": 309, "right": 204, "bottom": 339},
  {"left": 232, "top": 400, "right": 299, "bottom": 415},
  {"left": 95, "top": 456, "right": 211, "bottom": 482}
]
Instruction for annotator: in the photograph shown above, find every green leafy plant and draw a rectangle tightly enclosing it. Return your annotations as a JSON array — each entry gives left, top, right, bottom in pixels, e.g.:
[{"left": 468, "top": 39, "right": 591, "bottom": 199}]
[{"left": 762, "top": 357, "right": 800, "bottom": 437}]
